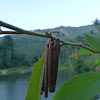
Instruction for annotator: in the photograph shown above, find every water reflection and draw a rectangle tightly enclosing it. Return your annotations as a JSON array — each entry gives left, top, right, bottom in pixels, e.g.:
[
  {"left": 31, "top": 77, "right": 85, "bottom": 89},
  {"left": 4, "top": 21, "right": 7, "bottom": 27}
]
[
  {"left": 0, "top": 70, "right": 99, "bottom": 100},
  {"left": 41, "top": 70, "right": 72, "bottom": 100},
  {"left": 0, "top": 73, "right": 31, "bottom": 100}
]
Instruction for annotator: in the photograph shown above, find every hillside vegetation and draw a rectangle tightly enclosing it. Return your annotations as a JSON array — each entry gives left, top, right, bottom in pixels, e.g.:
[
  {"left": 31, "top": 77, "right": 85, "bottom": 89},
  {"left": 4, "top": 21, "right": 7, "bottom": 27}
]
[{"left": 0, "top": 24, "right": 99, "bottom": 71}]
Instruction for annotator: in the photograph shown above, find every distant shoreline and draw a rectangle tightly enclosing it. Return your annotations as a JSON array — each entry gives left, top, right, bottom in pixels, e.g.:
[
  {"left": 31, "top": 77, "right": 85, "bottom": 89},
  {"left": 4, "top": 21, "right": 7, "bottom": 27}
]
[{"left": 0, "top": 67, "right": 33, "bottom": 75}]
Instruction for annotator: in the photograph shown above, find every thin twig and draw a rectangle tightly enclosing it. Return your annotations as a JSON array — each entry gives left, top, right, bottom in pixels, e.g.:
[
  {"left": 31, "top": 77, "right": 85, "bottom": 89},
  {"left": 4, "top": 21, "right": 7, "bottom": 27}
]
[{"left": 0, "top": 20, "right": 100, "bottom": 54}]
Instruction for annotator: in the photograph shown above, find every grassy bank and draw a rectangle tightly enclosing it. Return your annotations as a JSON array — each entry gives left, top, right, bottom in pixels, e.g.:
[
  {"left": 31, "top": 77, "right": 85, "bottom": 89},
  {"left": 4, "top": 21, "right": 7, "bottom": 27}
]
[
  {"left": 0, "top": 67, "right": 33, "bottom": 75},
  {"left": 0, "top": 55, "right": 100, "bottom": 76},
  {"left": 59, "top": 55, "right": 100, "bottom": 73}
]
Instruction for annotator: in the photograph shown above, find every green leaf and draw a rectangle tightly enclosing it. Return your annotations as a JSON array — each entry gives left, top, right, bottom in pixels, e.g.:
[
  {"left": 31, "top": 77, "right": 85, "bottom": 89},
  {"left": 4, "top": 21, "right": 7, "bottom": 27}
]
[
  {"left": 70, "top": 34, "right": 100, "bottom": 58},
  {"left": 95, "top": 58, "right": 100, "bottom": 65},
  {"left": 26, "top": 54, "right": 44, "bottom": 100},
  {"left": 69, "top": 48, "right": 94, "bottom": 57},
  {"left": 52, "top": 72, "right": 100, "bottom": 100},
  {"left": 85, "top": 34, "right": 100, "bottom": 51}
]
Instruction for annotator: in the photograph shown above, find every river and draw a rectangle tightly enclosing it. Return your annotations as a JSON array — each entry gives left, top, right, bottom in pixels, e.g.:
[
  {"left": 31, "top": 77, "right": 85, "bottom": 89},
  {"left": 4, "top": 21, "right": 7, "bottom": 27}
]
[{"left": 0, "top": 70, "right": 99, "bottom": 100}]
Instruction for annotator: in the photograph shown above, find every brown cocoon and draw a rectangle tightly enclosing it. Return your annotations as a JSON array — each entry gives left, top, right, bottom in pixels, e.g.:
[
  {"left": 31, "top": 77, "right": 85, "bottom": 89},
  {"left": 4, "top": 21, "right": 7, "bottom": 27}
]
[
  {"left": 54, "top": 39, "right": 60, "bottom": 87},
  {"left": 44, "top": 43, "right": 49, "bottom": 98},
  {"left": 48, "top": 41, "right": 54, "bottom": 92},
  {"left": 52, "top": 44, "right": 56, "bottom": 92}
]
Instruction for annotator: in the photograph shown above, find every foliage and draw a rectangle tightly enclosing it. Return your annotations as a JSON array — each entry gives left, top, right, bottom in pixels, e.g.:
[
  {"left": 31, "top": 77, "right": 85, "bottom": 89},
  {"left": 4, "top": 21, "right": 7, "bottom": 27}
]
[
  {"left": 95, "top": 58, "right": 100, "bottom": 65},
  {"left": 69, "top": 48, "right": 94, "bottom": 57},
  {"left": 2, "top": 35, "right": 14, "bottom": 68},
  {"left": 2, "top": 35, "right": 14, "bottom": 49},
  {"left": 73, "top": 56, "right": 98, "bottom": 72},
  {"left": 52, "top": 72, "right": 100, "bottom": 100},
  {"left": 13, "top": 35, "right": 47, "bottom": 64},
  {"left": 85, "top": 33, "right": 100, "bottom": 51},
  {"left": 93, "top": 18, "right": 100, "bottom": 27},
  {"left": 70, "top": 33, "right": 100, "bottom": 58},
  {"left": 26, "top": 54, "right": 44, "bottom": 100},
  {"left": 0, "top": 35, "right": 29, "bottom": 69}
]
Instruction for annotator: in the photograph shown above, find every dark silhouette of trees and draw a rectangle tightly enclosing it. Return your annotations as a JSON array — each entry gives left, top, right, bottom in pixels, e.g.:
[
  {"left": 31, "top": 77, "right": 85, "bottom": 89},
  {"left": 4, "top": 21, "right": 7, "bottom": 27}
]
[
  {"left": 93, "top": 18, "right": 100, "bottom": 27},
  {"left": 0, "top": 35, "right": 29, "bottom": 69},
  {"left": 2, "top": 35, "right": 14, "bottom": 68}
]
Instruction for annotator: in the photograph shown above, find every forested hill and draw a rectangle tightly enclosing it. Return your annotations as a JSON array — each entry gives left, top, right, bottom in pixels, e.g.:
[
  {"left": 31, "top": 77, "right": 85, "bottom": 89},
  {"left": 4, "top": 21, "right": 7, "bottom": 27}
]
[
  {"left": 10, "top": 24, "right": 97, "bottom": 62},
  {"left": 33, "top": 24, "right": 96, "bottom": 38},
  {"left": 0, "top": 24, "right": 97, "bottom": 69}
]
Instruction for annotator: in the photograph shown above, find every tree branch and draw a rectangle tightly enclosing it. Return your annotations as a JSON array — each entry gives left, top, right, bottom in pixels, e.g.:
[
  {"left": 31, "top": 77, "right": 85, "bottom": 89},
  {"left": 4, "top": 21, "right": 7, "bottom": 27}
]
[{"left": 0, "top": 20, "right": 100, "bottom": 54}]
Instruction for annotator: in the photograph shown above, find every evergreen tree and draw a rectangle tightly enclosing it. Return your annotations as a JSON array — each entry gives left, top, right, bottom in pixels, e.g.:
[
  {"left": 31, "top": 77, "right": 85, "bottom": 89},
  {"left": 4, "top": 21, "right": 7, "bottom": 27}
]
[
  {"left": 2, "top": 35, "right": 14, "bottom": 68},
  {"left": 93, "top": 18, "right": 100, "bottom": 27}
]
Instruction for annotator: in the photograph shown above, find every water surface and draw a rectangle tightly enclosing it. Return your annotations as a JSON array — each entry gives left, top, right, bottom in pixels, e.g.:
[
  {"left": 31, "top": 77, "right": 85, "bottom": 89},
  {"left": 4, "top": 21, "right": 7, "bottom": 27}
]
[{"left": 0, "top": 70, "right": 99, "bottom": 100}]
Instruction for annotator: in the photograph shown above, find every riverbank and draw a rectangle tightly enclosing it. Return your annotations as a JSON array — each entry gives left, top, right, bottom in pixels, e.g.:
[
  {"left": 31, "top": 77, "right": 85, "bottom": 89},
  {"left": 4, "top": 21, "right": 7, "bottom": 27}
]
[
  {"left": 0, "top": 59, "right": 100, "bottom": 76},
  {"left": 0, "top": 67, "right": 33, "bottom": 75}
]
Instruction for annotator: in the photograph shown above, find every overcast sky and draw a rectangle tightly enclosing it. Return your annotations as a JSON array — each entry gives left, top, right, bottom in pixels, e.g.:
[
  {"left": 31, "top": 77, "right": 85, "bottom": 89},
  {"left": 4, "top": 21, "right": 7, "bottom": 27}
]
[{"left": 0, "top": 0, "right": 100, "bottom": 30}]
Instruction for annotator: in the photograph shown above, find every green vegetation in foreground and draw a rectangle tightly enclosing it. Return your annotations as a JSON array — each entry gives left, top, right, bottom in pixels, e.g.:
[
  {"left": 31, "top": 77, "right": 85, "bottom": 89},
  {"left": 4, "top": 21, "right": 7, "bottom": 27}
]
[
  {"left": 2, "top": 54, "right": 99, "bottom": 76},
  {"left": 59, "top": 55, "right": 100, "bottom": 73}
]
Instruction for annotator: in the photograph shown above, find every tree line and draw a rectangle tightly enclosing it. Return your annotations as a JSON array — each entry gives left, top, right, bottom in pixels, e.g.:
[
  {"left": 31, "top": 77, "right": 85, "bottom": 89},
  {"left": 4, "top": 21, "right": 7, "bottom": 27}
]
[{"left": 0, "top": 35, "right": 32, "bottom": 69}]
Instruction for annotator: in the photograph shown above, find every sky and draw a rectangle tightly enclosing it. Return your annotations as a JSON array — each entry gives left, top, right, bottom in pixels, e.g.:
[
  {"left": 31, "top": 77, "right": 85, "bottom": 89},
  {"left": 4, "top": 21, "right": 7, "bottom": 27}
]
[{"left": 0, "top": 0, "right": 100, "bottom": 30}]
